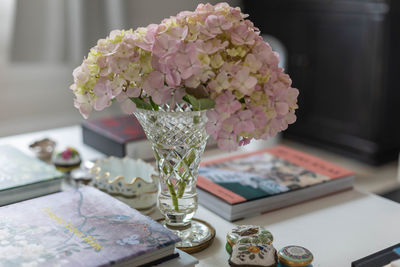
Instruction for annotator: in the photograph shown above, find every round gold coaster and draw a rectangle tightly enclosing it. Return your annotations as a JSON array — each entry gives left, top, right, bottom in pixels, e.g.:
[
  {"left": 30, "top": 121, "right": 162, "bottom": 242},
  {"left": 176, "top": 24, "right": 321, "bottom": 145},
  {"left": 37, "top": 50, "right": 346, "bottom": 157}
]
[{"left": 157, "top": 218, "right": 216, "bottom": 254}]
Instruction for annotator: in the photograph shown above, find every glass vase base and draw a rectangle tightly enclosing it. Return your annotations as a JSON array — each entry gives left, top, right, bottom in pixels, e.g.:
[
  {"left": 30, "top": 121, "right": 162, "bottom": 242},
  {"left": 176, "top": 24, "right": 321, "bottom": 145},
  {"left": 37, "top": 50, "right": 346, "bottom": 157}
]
[{"left": 158, "top": 218, "right": 215, "bottom": 254}]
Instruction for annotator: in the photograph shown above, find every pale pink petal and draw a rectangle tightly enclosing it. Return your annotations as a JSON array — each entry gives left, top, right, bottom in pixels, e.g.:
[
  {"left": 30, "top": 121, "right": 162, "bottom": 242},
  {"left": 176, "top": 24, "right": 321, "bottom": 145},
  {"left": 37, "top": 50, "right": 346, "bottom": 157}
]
[
  {"left": 126, "top": 87, "right": 141, "bottom": 98},
  {"left": 94, "top": 95, "right": 110, "bottom": 111},
  {"left": 165, "top": 69, "right": 181, "bottom": 87},
  {"left": 121, "top": 99, "right": 137, "bottom": 114},
  {"left": 147, "top": 71, "right": 164, "bottom": 89},
  {"left": 116, "top": 93, "right": 127, "bottom": 103},
  {"left": 234, "top": 120, "right": 255, "bottom": 135},
  {"left": 206, "top": 109, "right": 219, "bottom": 122},
  {"left": 287, "top": 88, "right": 299, "bottom": 103},
  {"left": 244, "top": 76, "right": 257, "bottom": 90},
  {"left": 276, "top": 102, "right": 289, "bottom": 116},
  {"left": 217, "top": 131, "right": 238, "bottom": 151},
  {"left": 285, "top": 112, "right": 297, "bottom": 124}
]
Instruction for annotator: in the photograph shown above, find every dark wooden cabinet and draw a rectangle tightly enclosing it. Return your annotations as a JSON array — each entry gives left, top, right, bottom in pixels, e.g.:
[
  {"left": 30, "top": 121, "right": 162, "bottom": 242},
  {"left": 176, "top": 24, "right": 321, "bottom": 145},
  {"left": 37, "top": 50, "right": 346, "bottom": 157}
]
[{"left": 244, "top": 0, "right": 400, "bottom": 165}]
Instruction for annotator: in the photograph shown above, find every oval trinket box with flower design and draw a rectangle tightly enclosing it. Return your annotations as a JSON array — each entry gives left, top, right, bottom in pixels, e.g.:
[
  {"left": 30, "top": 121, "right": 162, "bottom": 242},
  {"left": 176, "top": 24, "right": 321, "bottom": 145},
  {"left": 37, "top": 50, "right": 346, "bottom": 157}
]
[{"left": 90, "top": 157, "right": 158, "bottom": 214}]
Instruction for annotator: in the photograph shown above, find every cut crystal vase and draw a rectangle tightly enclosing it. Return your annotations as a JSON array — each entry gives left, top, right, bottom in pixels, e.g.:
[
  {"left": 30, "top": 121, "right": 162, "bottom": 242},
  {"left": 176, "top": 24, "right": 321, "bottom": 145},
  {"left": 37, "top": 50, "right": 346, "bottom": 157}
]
[{"left": 134, "top": 106, "right": 214, "bottom": 252}]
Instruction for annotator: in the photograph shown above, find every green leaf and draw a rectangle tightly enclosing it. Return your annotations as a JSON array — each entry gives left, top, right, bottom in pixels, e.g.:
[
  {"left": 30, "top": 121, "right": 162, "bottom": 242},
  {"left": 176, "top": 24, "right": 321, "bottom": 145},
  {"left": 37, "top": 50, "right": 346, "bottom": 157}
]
[
  {"left": 249, "top": 254, "right": 255, "bottom": 260},
  {"left": 183, "top": 94, "right": 215, "bottom": 111},
  {"left": 198, "top": 98, "right": 215, "bottom": 110},
  {"left": 183, "top": 94, "right": 200, "bottom": 110},
  {"left": 149, "top": 97, "right": 159, "bottom": 111},
  {"left": 130, "top": 97, "right": 153, "bottom": 110}
]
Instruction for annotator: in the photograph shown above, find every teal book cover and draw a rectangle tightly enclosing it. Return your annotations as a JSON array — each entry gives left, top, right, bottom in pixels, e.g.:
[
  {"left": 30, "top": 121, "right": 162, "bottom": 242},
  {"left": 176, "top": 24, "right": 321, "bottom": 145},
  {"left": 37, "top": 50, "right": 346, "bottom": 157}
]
[
  {"left": 0, "top": 186, "right": 180, "bottom": 266},
  {"left": 0, "top": 145, "right": 63, "bottom": 191}
]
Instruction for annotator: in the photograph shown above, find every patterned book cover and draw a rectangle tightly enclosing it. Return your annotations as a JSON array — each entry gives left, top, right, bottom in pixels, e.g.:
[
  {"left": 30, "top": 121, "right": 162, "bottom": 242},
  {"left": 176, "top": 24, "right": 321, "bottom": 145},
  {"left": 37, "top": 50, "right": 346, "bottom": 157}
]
[
  {"left": 0, "top": 145, "right": 63, "bottom": 191},
  {"left": 82, "top": 115, "right": 146, "bottom": 144},
  {"left": 0, "top": 186, "right": 180, "bottom": 266},
  {"left": 197, "top": 145, "right": 354, "bottom": 205}
]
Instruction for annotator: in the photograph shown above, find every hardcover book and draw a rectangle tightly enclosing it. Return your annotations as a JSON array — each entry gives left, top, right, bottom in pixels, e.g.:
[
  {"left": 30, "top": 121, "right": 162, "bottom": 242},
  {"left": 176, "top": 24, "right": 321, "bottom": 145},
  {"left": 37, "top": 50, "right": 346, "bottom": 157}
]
[
  {"left": 197, "top": 145, "right": 354, "bottom": 221},
  {"left": 81, "top": 115, "right": 153, "bottom": 159},
  {"left": 0, "top": 186, "right": 180, "bottom": 267},
  {"left": 0, "top": 145, "right": 64, "bottom": 206}
]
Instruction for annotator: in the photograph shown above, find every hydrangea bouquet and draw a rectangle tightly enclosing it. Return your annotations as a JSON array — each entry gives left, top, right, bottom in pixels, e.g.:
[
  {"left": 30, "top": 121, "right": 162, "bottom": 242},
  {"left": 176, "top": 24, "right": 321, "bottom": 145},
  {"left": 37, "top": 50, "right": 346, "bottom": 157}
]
[
  {"left": 71, "top": 3, "right": 298, "bottom": 247},
  {"left": 71, "top": 2, "right": 298, "bottom": 151}
]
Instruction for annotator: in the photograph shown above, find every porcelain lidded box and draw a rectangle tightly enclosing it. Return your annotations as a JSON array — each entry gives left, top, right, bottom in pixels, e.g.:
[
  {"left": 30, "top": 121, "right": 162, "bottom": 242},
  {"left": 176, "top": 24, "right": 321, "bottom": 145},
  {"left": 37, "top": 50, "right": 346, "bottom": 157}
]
[{"left": 90, "top": 157, "right": 158, "bottom": 214}]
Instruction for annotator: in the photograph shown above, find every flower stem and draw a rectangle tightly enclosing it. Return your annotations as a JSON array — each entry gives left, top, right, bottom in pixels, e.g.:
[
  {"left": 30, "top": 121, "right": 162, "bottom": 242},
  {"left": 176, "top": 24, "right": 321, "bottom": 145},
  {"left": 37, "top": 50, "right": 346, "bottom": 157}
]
[
  {"left": 177, "top": 180, "right": 187, "bottom": 198},
  {"left": 167, "top": 181, "right": 179, "bottom": 211}
]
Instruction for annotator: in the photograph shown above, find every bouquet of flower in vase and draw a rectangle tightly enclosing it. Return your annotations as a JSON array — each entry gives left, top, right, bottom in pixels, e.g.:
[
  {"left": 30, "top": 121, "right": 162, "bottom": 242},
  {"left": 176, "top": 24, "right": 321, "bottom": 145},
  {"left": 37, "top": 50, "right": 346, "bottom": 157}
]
[{"left": 70, "top": 2, "right": 298, "bottom": 252}]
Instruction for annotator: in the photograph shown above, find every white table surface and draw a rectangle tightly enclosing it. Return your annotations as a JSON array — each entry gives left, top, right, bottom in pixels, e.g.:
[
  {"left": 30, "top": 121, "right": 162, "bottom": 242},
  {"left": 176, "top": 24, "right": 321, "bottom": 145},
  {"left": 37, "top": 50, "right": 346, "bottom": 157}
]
[{"left": 2, "top": 125, "right": 400, "bottom": 267}]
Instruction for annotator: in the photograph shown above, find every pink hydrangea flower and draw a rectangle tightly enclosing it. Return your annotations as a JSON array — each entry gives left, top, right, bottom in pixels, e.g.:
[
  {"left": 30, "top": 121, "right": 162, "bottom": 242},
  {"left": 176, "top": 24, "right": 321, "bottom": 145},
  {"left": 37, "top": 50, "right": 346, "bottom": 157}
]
[
  {"left": 196, "top": 39, "right": 229, "bottom": 54},
  {"left": 234, "top": 110, "right": 255, "bottom": 135},
  {"left": 133, "top": 24, "right": 157, "bottom": 51},
  {"left": 173, "top": 42, "right": 201, "bottom": 79},
  {"left": 93, "top": 78, "right": 112, "bottom": 111},
  {"left": 250, "top": 106, "right": 268, "bottom": 129},
  {"left": 217, "top": 130, "right": 238, "bottom": 151},
  {"left": 73, "top": 94, "right": 92, "bottom": 119},
  {"left": 205, "top": 109, "right": 228, "bottom": 139},
  {"left": 204, "top": 15, "right": 233, "bottom": 35},
  {"left": 230, "top": 24, "right": 258, "bottom": 46},
  {"left": 116, "top": 86, "right": 141, "bottom": 114},
  {"left": 231, "top": 68, "right": 258, "bottom": 96},
  {"left": 152, "top": 34, "right": 180, "bottom": 59},
  {"left": 72, "top": 65, "right": 90, "bottom": 85},
  {"left": 207, "top": 71, "right": 230, "bottom": 93},
  {"left": 215, "top": 91, "right": 241, "bottom": 114},
  {"left": 143, "top": 71, "right": 172, "bottom": 105}
]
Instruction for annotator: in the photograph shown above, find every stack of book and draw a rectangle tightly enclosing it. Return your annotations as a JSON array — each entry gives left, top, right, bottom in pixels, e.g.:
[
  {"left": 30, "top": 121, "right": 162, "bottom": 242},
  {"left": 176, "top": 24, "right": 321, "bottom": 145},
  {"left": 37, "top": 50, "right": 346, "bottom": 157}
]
[{"left": 197, "top": 145, "right": 354, "bottom": 221}]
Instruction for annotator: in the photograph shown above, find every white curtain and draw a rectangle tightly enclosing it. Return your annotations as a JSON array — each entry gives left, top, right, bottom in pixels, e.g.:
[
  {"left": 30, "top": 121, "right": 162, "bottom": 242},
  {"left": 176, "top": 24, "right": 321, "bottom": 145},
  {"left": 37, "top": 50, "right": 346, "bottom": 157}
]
[{"left": 10, "top": 0, "right": 127, "bottom": 65}]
